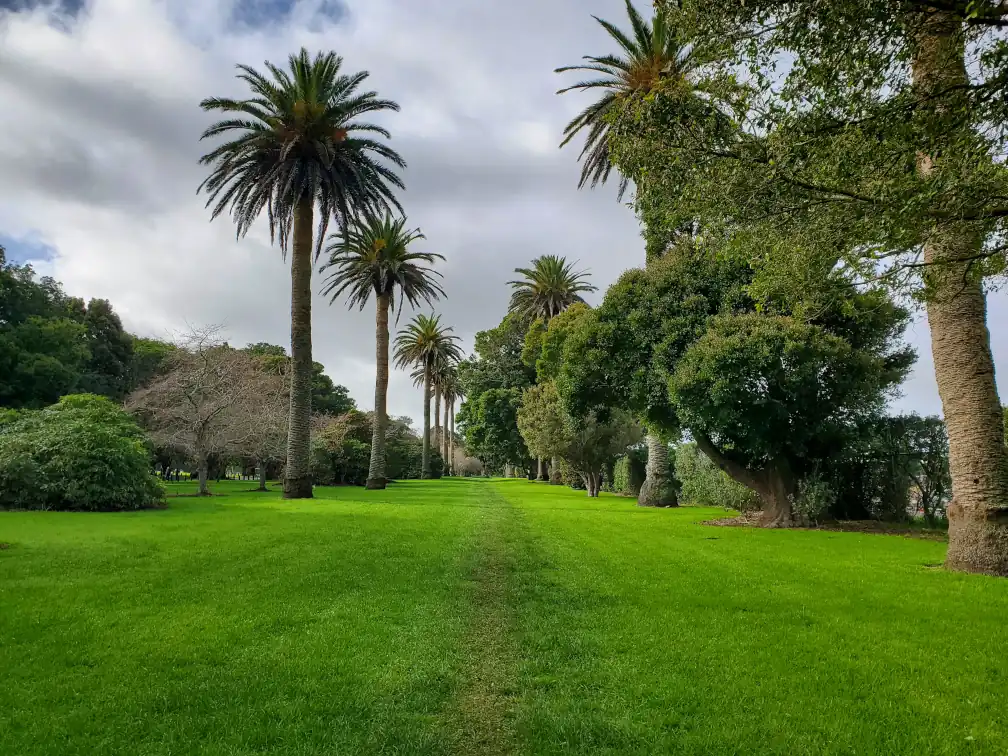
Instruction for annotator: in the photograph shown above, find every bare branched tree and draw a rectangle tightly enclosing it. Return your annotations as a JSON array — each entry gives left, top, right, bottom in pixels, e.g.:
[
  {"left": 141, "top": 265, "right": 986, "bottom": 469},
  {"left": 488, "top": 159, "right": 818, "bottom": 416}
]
[{"left": 126, "top": 326, "right": 260, "bottom": 495}]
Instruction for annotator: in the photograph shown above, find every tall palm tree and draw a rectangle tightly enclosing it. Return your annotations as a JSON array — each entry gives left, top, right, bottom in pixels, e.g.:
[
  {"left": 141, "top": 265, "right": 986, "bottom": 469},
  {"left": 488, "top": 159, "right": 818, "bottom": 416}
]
[
  {"left": 555, "top": 0, "right": 706, "bottom": 200},
  {"left": 320, "top": 214, "right": 444, "bottom": 489},
  {"left": 410, "top": 357, "right": 456, "bottom": 474},
  {"left": 557, "top": 4, "right": 711, "bottom": 506},
  {"left": 394, "top": 314, "right": 463, "bottom": 477},
  {"left": 198, "top": 48, "right": 405, "bottom": 499},
  {"left": 508, "top": 255, "right": 597, "bottom": 322},
  {"left": 440, "top": 366, "right": 459, "bottom": 475}
]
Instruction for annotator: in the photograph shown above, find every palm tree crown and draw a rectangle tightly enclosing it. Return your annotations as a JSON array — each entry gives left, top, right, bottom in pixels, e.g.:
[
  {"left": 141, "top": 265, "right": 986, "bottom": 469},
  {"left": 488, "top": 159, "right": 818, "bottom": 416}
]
[
  {"left": 319, "top": 214, "right": 444, "bottom": 316},
  {"left": 508, "top": 255, "right": 597, "bottom": 321},
  {"left": 198, "top": 48, "right": 405, "bottom": 256},
  {"left": 394, "top": 314, "right": 463, "bottom": 372},
  {"left": 555, "top": 1, "right": 701, "bottom": 198}
]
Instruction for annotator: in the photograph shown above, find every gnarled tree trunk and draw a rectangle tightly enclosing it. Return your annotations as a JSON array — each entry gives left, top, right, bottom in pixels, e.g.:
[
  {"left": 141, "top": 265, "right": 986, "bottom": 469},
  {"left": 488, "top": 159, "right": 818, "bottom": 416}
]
[
  {"left": 695, "top": 433, "right": 796, "bottom": 527},
  {"left": 284, "top": 196, "right": 314, "bottom": 499},
  {"left": 196, "top": 451, "right": 210, "bottom": 496},
  {"left": 638, "top": 433, "right": 677, "bottom": 507},
  {"left": 367, "top": 293, "right": 391, "bottom": 490},
  {"left": 421, "top": 363, "right": 432, "bottom": 478},
  {"left": 913, "top": 10, "right": 1008, "bottom": 575}
]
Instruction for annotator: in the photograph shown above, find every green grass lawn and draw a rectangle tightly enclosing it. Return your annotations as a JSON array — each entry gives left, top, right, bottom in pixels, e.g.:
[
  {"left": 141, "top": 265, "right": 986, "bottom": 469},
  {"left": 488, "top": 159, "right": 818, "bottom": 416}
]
[{"left": 2, "top": 478, "right": 1006, "bottom": 755}]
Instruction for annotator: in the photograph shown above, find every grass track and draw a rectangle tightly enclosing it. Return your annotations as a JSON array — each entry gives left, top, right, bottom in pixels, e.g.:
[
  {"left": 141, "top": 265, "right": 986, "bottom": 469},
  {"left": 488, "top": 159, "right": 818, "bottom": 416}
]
[{"left": 2, "top": 478, "right": 1006, "bottom": 755}]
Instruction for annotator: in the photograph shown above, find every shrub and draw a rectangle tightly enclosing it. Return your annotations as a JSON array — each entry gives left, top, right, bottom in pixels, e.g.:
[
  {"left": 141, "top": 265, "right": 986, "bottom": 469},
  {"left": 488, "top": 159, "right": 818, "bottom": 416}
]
[
  {"left": 0, "top": 394, "right": 163, "bottom": 511},
  {"left": 613, "top": 451, "right": 647, "bottom": 496},
  {"left": 674, "top": 442, "right": 761, "bottom": 511},
  {"left": 793, "top": 473, "right": 836, "bottom": 526}
]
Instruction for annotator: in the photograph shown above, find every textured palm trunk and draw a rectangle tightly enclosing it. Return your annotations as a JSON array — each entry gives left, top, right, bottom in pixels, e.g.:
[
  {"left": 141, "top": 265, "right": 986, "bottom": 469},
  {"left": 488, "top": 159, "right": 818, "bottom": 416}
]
[
  {"left": 449, "top": 399, "right": 455, "bottom": 475},
  {"left": 913, "top": 10, "right": 1008, "bottom": 575},
  {"left": 367, "top": 293, "right": 391, "bottom": 490},
  {"left": 434, "top": 384, "right": 442, "bottom": 471},
  {"left": 442, "top": 396, "right": 450, "bottom": 471},
  {"left": 284, "top": 196, "right": 314, "bottom": 499},
  {"left": 421, "top": 363, "right": 432, "bottom": 478},
  {"left": 638, "top": 433, "right": 677, "bottom": 507}
]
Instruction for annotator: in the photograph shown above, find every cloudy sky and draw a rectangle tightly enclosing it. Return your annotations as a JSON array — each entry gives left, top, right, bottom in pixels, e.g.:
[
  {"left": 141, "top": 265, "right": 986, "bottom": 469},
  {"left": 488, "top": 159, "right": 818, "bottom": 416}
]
[{"left": 0, "top": 0, "right": 1005, "bottom": 423}]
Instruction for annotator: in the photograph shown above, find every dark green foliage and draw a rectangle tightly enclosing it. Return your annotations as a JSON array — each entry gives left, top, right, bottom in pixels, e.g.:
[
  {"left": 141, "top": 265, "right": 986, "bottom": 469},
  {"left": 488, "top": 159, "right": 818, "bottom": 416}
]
[
  {"left": 613, "top": 450, "right": 647, "bottom": 496},
  {"left": 79, "top": 299, "right": 134, "bottom": 400},
  {"left": 128, "top": 338, "right": 174, "bottom": 392},
  {"left": 456, "top": 388, "right": 529, "bottom": 473},
  {"left": 243, "top": 343, "right": 355, "bottom": 416},
  {"left": 0, "top": 394, "right": 163, "bottom": 511},
  {"left": 457, "top": 313, "right": 535, "bottom": 400},
  {"left": 825, "top": 415, "right": 951, "bottom": 524},
  {"left": 311, "top": 437, "right": 370, "bottom": 486}
]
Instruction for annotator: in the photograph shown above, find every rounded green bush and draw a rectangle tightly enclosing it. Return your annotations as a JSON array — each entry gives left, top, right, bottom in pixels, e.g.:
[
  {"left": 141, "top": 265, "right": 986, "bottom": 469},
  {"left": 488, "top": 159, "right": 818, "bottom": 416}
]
[{"left": 0, "top": 394, "right": 164, "bottom": 511}]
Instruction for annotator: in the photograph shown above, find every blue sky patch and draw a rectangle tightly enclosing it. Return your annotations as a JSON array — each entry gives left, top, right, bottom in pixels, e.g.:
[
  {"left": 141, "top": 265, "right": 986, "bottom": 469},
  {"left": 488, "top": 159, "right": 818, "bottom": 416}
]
[
  {"left": 0, "top": 232, "right": 58, "bottom": 265},
  {"left": 231, "top": 0, "right": 346, "bottom": 28}
]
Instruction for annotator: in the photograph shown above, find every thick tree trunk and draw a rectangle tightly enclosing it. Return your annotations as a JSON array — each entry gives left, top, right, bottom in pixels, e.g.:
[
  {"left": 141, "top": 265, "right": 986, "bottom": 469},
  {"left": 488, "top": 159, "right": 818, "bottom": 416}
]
[
  {"left": 695, "top": 433, "right": 796, "bottom": 527},
  {"left": 549, "top": 456, "right": 563, "bottom": 485},
  {"left": 421, "top": 364, "right": 432, "bottom": 478},
  {"left": 638, "top": 433, "right": 677, "bottom": 507},
  {"left": 258, "top": 459, "right": 268, "bottom": 492},
  {"left": 913, "top": 10, "right": 1008, "bottom": 575},
  {"left": 284, "top": 196, "right": 314, "bottom": 499},
  {"left": 367, "top": 293, "right": 391, "bottom": 490},
  {"left": 537, "top": 457, "right": 546, "bottom": 481},
  {"left": 197, "top": 453, "right": 210, "bottom": 496}
]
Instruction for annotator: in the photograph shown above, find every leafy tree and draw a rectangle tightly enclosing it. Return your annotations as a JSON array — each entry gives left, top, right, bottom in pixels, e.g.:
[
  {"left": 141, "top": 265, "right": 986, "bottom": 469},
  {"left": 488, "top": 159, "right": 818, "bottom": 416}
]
[
  {"left": 128, "top": 338, "right": 175, "bottom": 392},
  {"left": 612, "top": 1, "right": 1008, "bottom": 573},
  {"left": 563, "top": 238, "right": 912, "bottom": 525},
  {"left": 244, "top": 343, "right": 355, "bottom": 416},
  {"left": 198, "top": 48, "right": 404, "bottom": 500},
  {"left": 458, "top": 313, "right": 535, "bottom": 400},
  {"left": 320, "top": 214, "right": 444, "bottom": 488},
  {"left": 0, "top": 394, "right": 163, "bottom": 511},
  {"left": 456, "top": 387, "right": 529, "bottom": 475},
  {"left": 393, "top": 314, "right": 462, "bottom": 477},
  {"left": 79, "top": 298, "right": 133, "bottom": 400},
  {"left": 508, "top": 255, "right": 597, "bottom": 322}
]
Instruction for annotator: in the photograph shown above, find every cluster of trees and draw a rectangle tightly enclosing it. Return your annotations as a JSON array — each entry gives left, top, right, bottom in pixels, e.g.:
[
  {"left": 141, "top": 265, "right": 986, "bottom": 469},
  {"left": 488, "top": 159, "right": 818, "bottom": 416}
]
[
  {"left": 548, "top": 0, "right": 1008, "bottom": 574},
  {"left": 0, "top": 247, "right": 159, "bottom": 407}
]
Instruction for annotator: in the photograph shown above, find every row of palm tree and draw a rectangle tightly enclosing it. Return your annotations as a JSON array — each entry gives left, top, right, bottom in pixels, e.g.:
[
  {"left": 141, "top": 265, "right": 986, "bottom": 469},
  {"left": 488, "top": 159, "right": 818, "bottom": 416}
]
[{"left": 198, "top": 49, "right": 464, "bottom": 495}]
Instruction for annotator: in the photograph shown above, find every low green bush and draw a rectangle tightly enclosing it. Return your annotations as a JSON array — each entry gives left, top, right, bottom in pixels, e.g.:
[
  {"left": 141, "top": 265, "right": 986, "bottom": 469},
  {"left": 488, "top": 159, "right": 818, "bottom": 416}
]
[
  {"left": 0, "top": 394, "right": 163, "bottom": 511},
  {"left": 674, "top": 442, "right": 760, "bottom": 511}
]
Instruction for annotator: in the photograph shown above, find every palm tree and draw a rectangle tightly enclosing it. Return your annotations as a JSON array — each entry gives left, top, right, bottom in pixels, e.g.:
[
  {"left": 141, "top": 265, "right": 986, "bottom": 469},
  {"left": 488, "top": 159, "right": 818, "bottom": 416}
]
[
  {"left": 439, "top": 366, "right": 459, "bottom": 475},
  {"left": 555, "top": 0, "right": 707, "bottom": 199},
  {"left": 410, "top": 357, "right": 456, "bottom": 475},
  {"left": 508, "top": 255, "right": 597, "bottom": 322},
  {"left": 320, "top": 214, "right": 444, "bottom": 489},
  {"left": 198, "top": 48, "right": 405, "bottom": 499},
  {"left": 557, "top": 4, "right": 711, "bottom": 506},
  {"left": 394, "top": 314, "right": 463, "bottom": 477}
]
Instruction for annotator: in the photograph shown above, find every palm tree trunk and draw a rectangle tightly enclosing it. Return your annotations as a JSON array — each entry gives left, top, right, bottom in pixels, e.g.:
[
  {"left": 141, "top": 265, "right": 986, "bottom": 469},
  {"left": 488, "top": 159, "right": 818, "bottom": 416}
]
[
  {"left": 448, "top": 399, "right": 455, "bottom": 476},
  {"left": 434, "top": 383, "right": 442, "bottom": 470},
  {"left": 422, "top": 363, "right": 432, "bottom": 478},
  {"left": 442, "top": 395, "right": 450, "bottom": 470},
  {"left": 367, "top": 293, "right": 391, "bottom": 490},
  {"left": 913, "top": 11, "right": 1008, "bottom": 575},
  {"left": 638, "top": 432, "right": 676, "bottom": 507},
  {"left": 284, "top": 196, "right": 314, "bottom": 499}
]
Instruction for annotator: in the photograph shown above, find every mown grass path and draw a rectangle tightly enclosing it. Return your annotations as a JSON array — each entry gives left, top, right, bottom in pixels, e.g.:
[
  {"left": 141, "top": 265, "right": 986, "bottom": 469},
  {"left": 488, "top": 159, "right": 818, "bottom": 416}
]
[{"left": 2, "top": 478, "right": 1008, "bottom": 755}]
